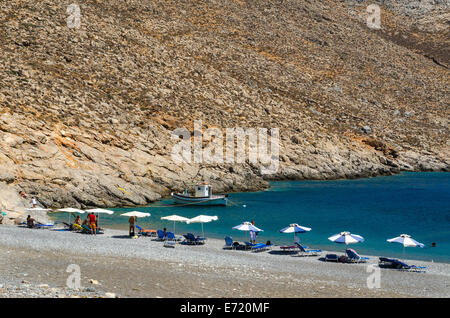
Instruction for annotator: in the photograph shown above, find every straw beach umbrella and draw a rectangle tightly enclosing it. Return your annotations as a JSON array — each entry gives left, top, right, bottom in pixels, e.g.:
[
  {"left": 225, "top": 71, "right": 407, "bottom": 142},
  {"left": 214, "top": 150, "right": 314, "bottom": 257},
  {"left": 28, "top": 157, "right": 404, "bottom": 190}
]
[
  {"left": 279, "top": 223, "right": 311, "bottom": 244},
  {"left": 387, "top": 234, "right": 424, "bottom": 259},
  {"left": 161, "top": 215, "right": 189, "bottom": 233},
  {"left": 328, "top": 231, "right": 364, "bottom": 252},
  {"left": 186, "top": 215, "right": 218, "bottom": 238}
]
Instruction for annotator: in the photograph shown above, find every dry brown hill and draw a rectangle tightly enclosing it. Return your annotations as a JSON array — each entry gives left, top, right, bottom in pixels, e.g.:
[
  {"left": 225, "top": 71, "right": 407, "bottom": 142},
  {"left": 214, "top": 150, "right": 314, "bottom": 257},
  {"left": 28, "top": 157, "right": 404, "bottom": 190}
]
[{"left": 0, "top": 0, "right": 448, "bottom": 209}]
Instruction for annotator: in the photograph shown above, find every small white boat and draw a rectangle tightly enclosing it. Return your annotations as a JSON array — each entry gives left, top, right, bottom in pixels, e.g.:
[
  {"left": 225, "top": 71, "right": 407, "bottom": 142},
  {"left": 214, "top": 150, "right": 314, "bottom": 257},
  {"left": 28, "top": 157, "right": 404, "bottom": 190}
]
[{"left": 171, "top": 183, "right": 228, "bottom": 206}]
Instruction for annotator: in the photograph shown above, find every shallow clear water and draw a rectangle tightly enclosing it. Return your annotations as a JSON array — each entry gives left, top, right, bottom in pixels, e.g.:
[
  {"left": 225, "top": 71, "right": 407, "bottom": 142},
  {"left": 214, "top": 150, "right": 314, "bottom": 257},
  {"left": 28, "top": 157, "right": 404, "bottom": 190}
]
[{"left": 51, "top": 172, "right": 450, "bottom": 263}]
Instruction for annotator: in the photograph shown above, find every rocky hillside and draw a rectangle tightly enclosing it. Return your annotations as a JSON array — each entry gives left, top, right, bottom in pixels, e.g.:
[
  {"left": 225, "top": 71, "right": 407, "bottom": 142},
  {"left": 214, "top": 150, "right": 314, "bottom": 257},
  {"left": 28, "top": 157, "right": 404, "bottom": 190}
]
[{"left": 0, "top": 0, "right": 448, "bottom": 210}]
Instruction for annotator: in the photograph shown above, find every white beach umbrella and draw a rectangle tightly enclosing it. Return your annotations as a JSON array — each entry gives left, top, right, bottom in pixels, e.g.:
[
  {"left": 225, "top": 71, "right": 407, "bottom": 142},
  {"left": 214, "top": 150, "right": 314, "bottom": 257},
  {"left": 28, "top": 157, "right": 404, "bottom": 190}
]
[
  {"left": 55, "top": 207, "right": 85, "bottom": 224},
  {"left": 387, "top": 234, "right": 424, "bottom": 259},
  {"left": 232, "top": 221, "right": 263, "bottom": 242},
  {"left": 186, "top": 215, "right": 218, "bottom": 238},
  {"left": 232, "top": 221, "right": 263, "bottom": 232},
  {"left": 121, "top": 211, "right": 151, "bottom": 227},
  {"left": 120, "top": 211, "right": 151, "bottom": 218},
  {"left": 279, "top": 223, "right": 311, "bottom": 243},
  {"left": 85, "top": 208, "right": 114, "bottom": 215},
  {"left": 161, "top": 215, "right": 189, "bottom": 233},
  {"left": 328, "top": 231, "right": 364, "bottom": 252}
]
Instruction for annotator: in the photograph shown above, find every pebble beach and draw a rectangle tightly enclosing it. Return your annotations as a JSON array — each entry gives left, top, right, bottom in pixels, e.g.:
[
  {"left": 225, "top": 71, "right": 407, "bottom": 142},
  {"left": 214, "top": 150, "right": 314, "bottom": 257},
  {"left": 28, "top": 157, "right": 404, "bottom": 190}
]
[{"left": 0, "top": 225, "right": 449, "bottom": 298}]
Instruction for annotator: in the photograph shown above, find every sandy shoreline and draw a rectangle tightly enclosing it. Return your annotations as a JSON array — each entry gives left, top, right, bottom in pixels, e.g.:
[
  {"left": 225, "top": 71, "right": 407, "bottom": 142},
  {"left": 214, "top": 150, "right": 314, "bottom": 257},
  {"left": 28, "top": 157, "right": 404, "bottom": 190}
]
[{"left": 0, "top": 225, "right": 449, "bottom": 298}]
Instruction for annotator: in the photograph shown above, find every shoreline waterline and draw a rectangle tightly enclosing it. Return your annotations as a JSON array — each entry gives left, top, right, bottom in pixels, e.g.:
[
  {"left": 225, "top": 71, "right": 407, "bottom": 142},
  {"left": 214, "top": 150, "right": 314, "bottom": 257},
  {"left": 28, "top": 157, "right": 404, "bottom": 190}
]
[{"left": 49, "top": 172, "right": 450, "bottom": 263}]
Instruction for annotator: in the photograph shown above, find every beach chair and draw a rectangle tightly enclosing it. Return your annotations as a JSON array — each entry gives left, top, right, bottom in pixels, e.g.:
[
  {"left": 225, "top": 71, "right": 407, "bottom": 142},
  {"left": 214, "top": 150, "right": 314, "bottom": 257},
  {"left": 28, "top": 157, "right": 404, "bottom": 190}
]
[
  {"left": 35, "top": 222, "right": 55, "bottom": 230},
  {"left": 81, "top": 224, "right": 103, "bottom": 234},
  {"left": 392, "top": 259, "right": 427, "bottom": 272},
  {"left": 224, "top": 236, "right": 235, "bottom": 249},
  {"left": 378, "top": 257, "right": 396, "bottom": 268},
  {"left": 324, "top": 254, "right": 339, "bottom": 262},
  {"left": 72, "top": 223, "right": 83, "bottom": 232},
  {"left": 251, "top": 243, "right": 273, "bottom": 252},
  {"left": 156, "top": 230, "right": 166, "bottom": 241},
  {"left": 346, "top": 248, "right": 370, "bottom": 263},
  {"left": 280, "top": 245, "right": 298, "bottom": 251},
  {"left": 183, "top": 233, "right": 205, "bottom": 245},
  {"left": 136, "top": 225, "right": 157, "bottom": 237},
  {"left": 295, "top": 243, "right": 321, "bottom": 256},
  {"left": 244, "top": 241, "right": 257, "bottom": 250},
  {"left": 164, "top": 232, "right": 177, "bottom": 248},
  {"left": 62, "top": 222, "right": 74, "bottom": 230},
  {"left": 224, "top": 237, "right": 246, "bottom": 250}
]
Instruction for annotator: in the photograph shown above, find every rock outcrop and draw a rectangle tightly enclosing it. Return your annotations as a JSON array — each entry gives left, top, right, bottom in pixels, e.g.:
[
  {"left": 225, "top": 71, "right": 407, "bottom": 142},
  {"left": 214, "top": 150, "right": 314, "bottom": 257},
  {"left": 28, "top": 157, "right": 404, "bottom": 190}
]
[{"left": 0, "top": 0, "right": 448, "bottom": 208}]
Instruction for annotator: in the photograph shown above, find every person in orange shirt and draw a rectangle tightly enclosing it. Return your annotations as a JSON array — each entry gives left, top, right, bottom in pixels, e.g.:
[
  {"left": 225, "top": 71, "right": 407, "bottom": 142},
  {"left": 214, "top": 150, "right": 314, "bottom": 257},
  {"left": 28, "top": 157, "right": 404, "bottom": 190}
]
[{"left": 88, "top": 213, "right": 97, "bottom": 236}]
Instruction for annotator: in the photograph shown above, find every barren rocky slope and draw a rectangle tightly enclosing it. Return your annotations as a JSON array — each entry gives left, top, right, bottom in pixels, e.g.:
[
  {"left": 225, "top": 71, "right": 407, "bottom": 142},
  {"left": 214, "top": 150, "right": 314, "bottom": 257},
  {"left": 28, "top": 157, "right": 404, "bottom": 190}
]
[{"left": 0, "top": 0, "right": 448, "bottom": 212}]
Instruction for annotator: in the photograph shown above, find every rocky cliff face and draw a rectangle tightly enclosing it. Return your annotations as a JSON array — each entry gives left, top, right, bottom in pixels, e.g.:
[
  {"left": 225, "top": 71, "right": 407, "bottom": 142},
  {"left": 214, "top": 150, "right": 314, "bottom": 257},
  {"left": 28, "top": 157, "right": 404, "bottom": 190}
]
[{"left": 0, "top": 0, "right": 448, "bottom": 209}]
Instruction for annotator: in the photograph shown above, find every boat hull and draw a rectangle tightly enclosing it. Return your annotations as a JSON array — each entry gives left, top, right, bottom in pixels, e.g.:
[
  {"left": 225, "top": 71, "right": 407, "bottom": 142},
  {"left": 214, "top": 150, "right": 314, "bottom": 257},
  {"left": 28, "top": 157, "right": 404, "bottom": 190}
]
[{"left": 171, "top": 193, "right": 228, "bottom": 206}]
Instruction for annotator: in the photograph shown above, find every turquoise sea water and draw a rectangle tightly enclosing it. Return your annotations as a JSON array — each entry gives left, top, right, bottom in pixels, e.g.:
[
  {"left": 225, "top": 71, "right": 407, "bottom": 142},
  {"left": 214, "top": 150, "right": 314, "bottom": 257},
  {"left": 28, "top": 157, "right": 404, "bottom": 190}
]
[{"left": 52, "top": 172, "right": 450, "bottom": 262}]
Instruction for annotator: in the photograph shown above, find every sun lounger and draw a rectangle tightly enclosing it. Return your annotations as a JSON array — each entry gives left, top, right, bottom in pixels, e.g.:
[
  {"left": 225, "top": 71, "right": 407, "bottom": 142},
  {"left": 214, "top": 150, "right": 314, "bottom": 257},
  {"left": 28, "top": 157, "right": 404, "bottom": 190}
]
[
  {"left": 324, "top": 254, "right": 339, "bottom": 262},
  {"left": 379, "top": 257, "right": 426, "bottom": 272},
  {"left": 346, "top": 248, "right": 369, "bottom": 263},
  {"left": 81, "top": 224, "right": 103, "bottom": 234},
  {"left": 379, "top": 257, "right": 396, "bottom": 268},
  {"left": 296, "top": 243, "right": 321, "bottom": 256},
  {"left": 325, "top": 254, "right": 352, "bottom": 263},
  {"left": 224, "top": 236, "right": 234, "bottom": 249},
  {"left": 280, "top": 245, "right": 299, "bottom": 252},
  {"left": 72, "top": 223, "right": 83, "bottom": 231},
  {"left": 163, "top": 232, "right": 177, "bottom": 248},
  {"left": 35, "top": 222, "right": 55, "bottom": 229},
  {"left": 224, "top": 236, "right": 246, "bottom": 250},
  {"left": 136, "top": 225, "right": 157, "bottom": 237},
  {"left": 183, "top": 233, "right": 205, "bottom": 245},
  {"left": 251, "top": 243, "right": 272, "bottom": 252},
  {"left": 62, "top": 222, "right": 73, "bottom": 230},
  {"left": 244, "top": 241, "right": 258, "bottom": 250},
  {"left": 156, "top": 230, "right": 166, "bottom": 241}
]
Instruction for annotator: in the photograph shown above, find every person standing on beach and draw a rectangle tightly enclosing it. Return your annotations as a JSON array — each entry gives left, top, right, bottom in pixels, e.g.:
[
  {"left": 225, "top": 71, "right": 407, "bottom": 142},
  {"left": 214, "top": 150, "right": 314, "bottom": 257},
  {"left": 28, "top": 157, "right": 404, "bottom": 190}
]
[
  {"left": 129, "top": 216, "right": 136, "bottom": 236},
  {"left": 30, "top": 197, "right": 37, "bottom": 208},
  {"left": 250, "top": 220, "right": 257, "bottom": 244},
  {"left": 88, "top": 212, "right": 97, "bottom": 236}
]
